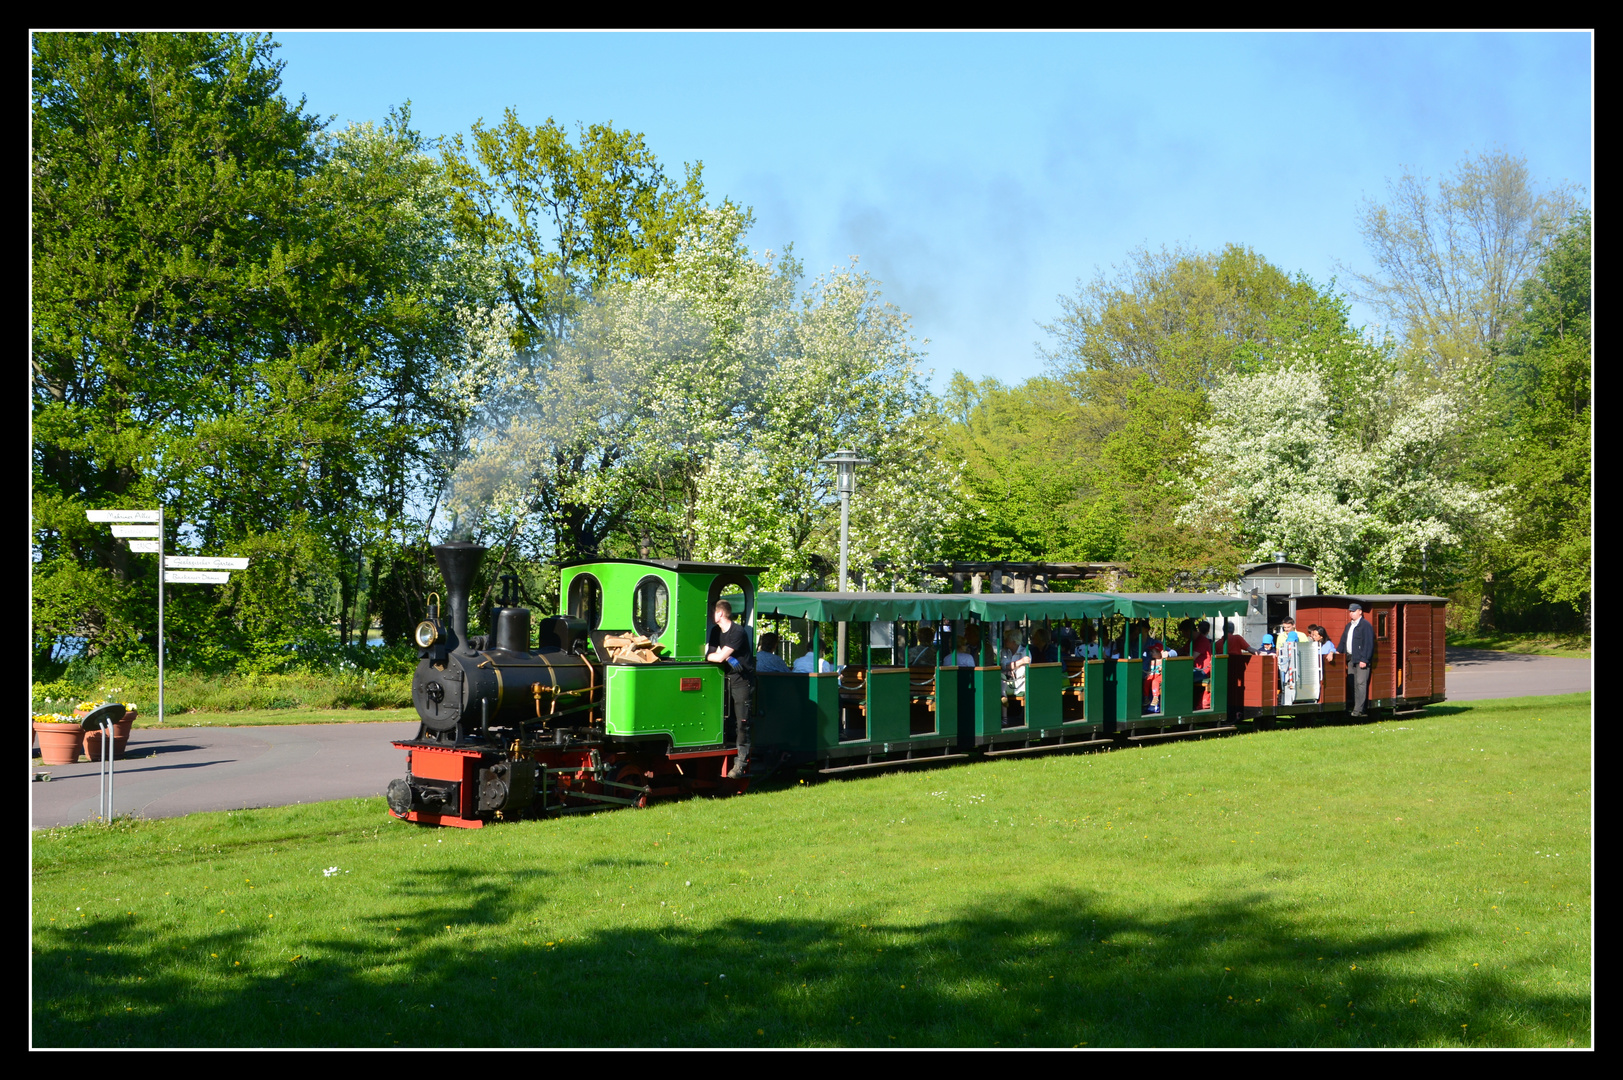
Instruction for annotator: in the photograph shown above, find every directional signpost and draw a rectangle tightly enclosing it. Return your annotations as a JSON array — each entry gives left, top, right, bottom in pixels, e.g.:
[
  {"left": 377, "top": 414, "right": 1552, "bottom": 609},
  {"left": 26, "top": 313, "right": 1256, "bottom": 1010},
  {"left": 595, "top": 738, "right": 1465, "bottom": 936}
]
[{"left": 84, "top": 509, "right": 249, "bottom": 724}]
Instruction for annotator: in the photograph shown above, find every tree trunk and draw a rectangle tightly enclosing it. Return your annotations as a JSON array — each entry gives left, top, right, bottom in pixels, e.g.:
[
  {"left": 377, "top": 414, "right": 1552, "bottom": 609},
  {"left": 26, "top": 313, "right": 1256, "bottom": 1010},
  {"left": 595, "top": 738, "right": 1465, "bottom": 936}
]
[{"left": 1477, "top": 570, "right": 1496, "bottom": 632}]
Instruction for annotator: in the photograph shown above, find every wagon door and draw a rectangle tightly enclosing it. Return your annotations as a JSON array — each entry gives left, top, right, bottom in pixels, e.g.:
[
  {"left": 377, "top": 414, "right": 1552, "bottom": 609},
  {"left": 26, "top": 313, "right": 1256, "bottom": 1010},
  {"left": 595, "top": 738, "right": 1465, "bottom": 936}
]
[
  {"left": 1402, "top": 603, "right": 1432, "bottom": 699},
  {"left": 1432, "top": 603, "right": 1447, "bottom": 699}
]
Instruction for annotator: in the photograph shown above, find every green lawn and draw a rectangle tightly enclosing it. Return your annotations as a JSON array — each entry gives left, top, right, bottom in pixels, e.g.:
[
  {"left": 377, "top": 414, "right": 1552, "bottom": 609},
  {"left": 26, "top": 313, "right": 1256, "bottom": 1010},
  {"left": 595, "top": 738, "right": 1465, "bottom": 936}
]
[
  {"left": 132, "top": 708, "right": 417, "bottom": 728},
  {"left": 1446, "top": 630, "right": 1590, "bottom": 659},
  {"left": 32, "top": 693, "right": 1591, "bottom": 1048}
]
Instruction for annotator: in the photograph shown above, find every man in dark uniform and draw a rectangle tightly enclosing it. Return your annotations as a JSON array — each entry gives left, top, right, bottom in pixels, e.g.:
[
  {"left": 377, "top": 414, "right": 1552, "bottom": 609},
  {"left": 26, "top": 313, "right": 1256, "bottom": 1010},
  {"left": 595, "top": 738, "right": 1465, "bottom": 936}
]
[
  {"left": 1339, "top": 602, "right": 1376, "bottom": 716},
  {"left": 706, "top": 600, "right": 755, "bottom": 777}
]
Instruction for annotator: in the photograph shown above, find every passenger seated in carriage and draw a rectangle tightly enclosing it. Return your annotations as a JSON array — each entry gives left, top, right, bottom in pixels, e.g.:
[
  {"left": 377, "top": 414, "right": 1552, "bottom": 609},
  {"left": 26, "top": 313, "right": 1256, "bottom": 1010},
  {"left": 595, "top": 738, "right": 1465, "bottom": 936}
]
[
  {"left": 755, "top": 631, "right": 791, "bottom": 674},
  {"left": 1219, "top": 617, "right": 1251, "bottom": 654},
  {"left": 1073, "top": 621, "right": 1103, "bottom": 660},
  {"left": 1000, "top": 630, "right": 1030, "bottom": 698},
  {"left": 1187, "top": 619, "right": 1214, "bottom": 709},
  {"left": 948, "top": 625, "right": 981, "bottom": 667},
  {"left": 1028, "top": 627, "right": 1058, "bottom": 663},
  {"left": 1000, "top": 629, "right": 1031, "bottom": 727},
  {"left": 791, "top": 641, "right": 835, "bottom": 673},
  {"left": 907, "top": 626, "right": 939, "bottom": 667}
]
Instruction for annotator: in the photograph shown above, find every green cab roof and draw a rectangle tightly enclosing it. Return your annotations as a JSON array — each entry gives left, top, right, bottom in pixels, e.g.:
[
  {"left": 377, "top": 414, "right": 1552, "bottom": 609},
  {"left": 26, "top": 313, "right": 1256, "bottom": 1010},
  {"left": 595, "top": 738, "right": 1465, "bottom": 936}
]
[{"left": 560, "top": 558, "right": 767, "bottom": 576}]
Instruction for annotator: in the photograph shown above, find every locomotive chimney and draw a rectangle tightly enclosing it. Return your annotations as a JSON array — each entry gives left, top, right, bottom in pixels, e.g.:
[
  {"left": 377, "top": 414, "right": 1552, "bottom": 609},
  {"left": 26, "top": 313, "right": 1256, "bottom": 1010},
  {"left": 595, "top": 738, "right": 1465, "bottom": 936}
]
[{"left": 433, "top": 541, "right": 486, "bottom": 654}]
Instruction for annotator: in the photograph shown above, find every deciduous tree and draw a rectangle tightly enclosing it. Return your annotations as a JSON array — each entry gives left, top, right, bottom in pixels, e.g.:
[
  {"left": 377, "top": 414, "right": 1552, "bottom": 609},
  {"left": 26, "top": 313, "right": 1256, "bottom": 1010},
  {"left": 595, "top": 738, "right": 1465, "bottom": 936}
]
[
  {"left": 1487, "top": 212, "right": 1591, "bottom": 628},
  {"left": 32, "top": 33, "right": 473, "bottom": 667},
  {"left": 1339, "top": 149, "right": 1584, "bottom": 367}
]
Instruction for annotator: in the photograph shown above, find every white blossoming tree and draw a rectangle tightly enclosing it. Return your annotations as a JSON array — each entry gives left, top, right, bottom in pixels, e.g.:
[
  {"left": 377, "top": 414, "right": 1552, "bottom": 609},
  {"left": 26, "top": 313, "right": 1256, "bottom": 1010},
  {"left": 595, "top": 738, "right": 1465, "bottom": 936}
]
[
  {"left": 445, "top": 203, "right": 961, "bottom": 591},
  {"left": 1182, "top": 360, "right": 1504, "bottom": 593}
]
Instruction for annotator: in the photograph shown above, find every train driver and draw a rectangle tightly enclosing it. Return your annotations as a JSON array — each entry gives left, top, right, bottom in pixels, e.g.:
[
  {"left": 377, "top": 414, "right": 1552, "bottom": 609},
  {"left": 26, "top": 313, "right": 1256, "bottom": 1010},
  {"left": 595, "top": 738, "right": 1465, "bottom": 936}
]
[{"left": 707, "top": 600, "right": 755, "bottom": 777}]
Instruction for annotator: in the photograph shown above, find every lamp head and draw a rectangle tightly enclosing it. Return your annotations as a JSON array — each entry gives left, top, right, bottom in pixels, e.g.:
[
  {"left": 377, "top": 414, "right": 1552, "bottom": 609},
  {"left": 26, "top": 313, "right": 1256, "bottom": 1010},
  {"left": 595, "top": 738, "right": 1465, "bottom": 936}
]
[{"left": 819, "top": 449, "right": 875, "bottom": 497}]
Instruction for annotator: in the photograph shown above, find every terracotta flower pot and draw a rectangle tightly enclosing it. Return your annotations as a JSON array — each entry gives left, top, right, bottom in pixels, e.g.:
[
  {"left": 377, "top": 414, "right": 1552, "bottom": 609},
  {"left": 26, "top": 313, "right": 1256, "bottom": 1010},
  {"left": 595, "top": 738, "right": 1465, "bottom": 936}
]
[
  {"left": 34, "top": 723, "right": 84, "bottom": 766},
  {"left": 83, "top": 711, "right": 136, "bottom": 761}
]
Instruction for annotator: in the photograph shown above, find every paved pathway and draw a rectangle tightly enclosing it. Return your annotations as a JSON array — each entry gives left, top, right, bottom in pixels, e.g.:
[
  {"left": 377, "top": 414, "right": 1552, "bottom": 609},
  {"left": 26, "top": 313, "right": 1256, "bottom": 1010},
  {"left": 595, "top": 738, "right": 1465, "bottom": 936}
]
[
  {"left": 30, "top": 651, "right": 1589, "bottom": 827},
  {"left": 31, "top": 721, "right": 419, "bottom": 829},
  {"left": 1443, "top": 648, "right": 1591, "bottom": 702}
]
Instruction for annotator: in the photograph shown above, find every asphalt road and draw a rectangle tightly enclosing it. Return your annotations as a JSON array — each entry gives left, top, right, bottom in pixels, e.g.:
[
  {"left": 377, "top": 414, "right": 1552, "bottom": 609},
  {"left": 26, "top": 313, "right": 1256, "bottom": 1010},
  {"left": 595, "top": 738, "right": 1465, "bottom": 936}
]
[
  {"left": 30, "top": 649, "right": 1589, "bottom": 828},
  {"left": 1441, "top": 648, "right": 1591, "bottom": 701},
  {"left": 31, "top": 721, "right": 420, "bottom": 829}
]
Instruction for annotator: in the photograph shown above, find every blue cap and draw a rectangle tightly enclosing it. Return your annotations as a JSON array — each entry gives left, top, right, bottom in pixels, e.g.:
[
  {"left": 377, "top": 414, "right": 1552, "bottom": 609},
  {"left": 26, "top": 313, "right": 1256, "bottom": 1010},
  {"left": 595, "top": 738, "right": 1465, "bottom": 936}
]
[{"left": 1261, "top": 633, "right": 1275, "bottom": 644}]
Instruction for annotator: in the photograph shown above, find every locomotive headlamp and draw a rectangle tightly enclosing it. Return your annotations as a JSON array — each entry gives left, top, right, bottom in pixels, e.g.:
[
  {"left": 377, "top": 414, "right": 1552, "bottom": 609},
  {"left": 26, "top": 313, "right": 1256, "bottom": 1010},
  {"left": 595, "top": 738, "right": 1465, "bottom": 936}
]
[{"left": 414, "top": 620, "right": 440, "bottom": 648}]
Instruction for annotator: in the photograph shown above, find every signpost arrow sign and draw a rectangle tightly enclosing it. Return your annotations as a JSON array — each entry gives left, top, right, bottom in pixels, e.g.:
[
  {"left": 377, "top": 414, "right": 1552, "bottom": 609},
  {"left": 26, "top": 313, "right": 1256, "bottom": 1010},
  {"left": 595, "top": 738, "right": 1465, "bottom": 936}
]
[
  {"left": 164, "top": 556, "right": 250, "bottom": 571},
  {"left": 85, "top": 509, "right": 161, "bottom": 523},
  {"left": 81, "top": 510, "right": 253, "bottom": 728}
]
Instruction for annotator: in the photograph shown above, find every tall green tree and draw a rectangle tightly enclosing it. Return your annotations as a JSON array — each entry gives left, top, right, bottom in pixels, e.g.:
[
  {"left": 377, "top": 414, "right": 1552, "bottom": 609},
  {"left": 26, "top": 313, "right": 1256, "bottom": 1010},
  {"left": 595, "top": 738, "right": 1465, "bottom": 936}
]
[
  {"left": 437, "top": 111, "right": 715, "bottom": 564},
  {"left": 1012, "top": 244, "right": 1356, "bottom": 586},
  {"left": 938, "top": 375, "right": 1116, "bottom": 563},
  {"left": 442, "top": 110, "right": 708, "bottom": 354},
  {"left": 32, "top": 33, "right": 471, "bottom": 668},
  {"left": 1487, "top": 212, "right": 1591, "bottom": 629},
  {"left": 1042, "top": 242, "right": 1354, "bottom": 419},
  {"left": 1339, "top": 149, "right": 1584, "bottom": 368}
]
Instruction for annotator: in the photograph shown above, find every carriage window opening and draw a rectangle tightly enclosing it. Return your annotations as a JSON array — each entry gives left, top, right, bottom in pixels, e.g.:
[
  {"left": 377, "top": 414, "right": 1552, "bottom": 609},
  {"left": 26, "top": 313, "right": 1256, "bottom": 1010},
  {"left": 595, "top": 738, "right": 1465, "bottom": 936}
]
[
  {"left": 1376, "top": 612, "right": 1388, "bottom": 638},
  {"left": 632, "top": 576, "right": 669, "bottom": 640},
  {"left": 567, "top": 573, "right": 603, "bottom": 630},
  {"left": 706, "top": 573, "right": 755, "bottom": 627}
]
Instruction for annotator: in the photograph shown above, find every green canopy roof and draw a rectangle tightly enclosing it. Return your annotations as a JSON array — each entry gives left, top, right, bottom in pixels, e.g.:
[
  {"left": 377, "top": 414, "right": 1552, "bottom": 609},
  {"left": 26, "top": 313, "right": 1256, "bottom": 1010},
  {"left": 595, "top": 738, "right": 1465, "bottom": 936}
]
[
  {"left": 965, "top": 593, "right": 1116, "bottom": 620},
  {"left": 754, "top": 592, "right": 975, "bottom": 622},
  {"left": 757, "top": 591, "right": 1125, "bottom": 622},
  {"left": 1105, "top": 593, "right": 1248, "bottom": 618},
  {"left": 755, "top": 591, "right": 1244, "bottom": 622}
]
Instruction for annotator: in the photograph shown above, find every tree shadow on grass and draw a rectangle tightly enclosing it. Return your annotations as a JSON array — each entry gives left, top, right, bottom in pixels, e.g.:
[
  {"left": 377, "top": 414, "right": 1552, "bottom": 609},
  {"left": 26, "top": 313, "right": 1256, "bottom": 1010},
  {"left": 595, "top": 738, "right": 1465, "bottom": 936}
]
[{"left": 33, "top": 876, "right": 1588, "bottom": 1048}]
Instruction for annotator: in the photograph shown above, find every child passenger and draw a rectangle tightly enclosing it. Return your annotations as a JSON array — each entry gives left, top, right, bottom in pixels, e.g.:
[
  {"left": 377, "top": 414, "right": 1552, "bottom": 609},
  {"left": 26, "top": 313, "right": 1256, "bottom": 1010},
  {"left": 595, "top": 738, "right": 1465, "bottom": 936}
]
[{"left": 1142, "top": 639, "right": 1164, "bottom": 713}]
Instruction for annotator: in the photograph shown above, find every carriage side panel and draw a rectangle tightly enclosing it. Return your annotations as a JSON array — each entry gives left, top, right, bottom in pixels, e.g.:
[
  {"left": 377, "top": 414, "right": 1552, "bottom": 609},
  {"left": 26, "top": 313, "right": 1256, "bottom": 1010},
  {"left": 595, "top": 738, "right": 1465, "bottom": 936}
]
[
  {"left": 1085, "top": 659, "right": 1114, "bottom": 729},
  {"left": 1025, "top": 662, "right": 1066, "bottom": 733},
  {"left": 1233, "top": 653, "right": 1277, "bottom": 708},
  {"left": 866, "top": 668, "right": 911, "bottom": 744},
  {"left": 1161, "top": 656, "right": 1194, "bottom": 719},
  {"left": 1209, "top": 654, "right": 1229, "bottom": 715}
]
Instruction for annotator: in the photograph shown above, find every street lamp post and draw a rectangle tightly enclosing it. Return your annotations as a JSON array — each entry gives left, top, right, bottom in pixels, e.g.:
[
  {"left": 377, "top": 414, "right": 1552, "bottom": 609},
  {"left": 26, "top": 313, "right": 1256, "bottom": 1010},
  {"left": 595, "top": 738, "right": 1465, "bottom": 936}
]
[{"left": 819, "top": 450, "right": 873, "bottom": 667}]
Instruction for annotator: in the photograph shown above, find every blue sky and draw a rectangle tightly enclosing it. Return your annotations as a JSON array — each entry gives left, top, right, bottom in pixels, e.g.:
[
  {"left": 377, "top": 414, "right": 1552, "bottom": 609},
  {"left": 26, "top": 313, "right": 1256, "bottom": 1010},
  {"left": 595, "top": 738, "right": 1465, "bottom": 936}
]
[{"left": 273, "top": 31, "right": 1592, "bottom": 388}]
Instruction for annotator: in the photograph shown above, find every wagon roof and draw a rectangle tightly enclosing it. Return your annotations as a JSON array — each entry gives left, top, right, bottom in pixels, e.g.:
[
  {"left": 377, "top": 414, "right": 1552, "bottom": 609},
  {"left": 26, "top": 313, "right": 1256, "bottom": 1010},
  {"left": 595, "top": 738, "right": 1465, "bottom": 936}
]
[{"left": 1299, "top": 594, "right": 1448, "bottom": 604}]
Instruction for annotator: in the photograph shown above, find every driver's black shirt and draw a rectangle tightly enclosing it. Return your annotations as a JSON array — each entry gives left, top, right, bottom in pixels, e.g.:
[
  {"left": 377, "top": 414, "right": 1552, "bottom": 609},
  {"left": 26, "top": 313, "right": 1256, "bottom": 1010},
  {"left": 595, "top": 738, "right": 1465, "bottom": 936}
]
[{"left": 706, "top": 623, "right": 754, "bottom": 675}]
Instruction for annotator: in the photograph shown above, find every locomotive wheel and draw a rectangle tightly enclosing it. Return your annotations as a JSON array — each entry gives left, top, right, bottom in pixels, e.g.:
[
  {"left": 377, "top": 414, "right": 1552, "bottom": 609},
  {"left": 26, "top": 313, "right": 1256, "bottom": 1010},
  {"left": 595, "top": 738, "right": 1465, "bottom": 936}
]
[{"left": 612, "top": 765, "right": 652, "bottom": 809}]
